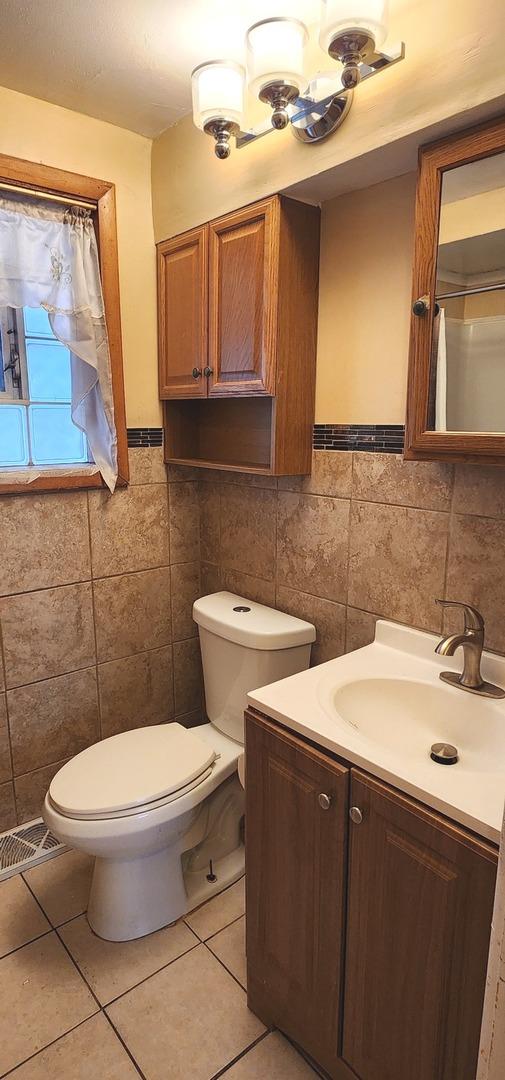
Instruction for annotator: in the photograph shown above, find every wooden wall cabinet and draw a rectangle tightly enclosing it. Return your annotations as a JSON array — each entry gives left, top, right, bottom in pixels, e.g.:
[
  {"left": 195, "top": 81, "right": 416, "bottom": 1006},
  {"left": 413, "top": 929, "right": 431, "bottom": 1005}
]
[
  {"left": 157, "top": 195, "right": 320, "bottom": 476},
  {"left": 245, "top": 709, "right": 498, "bottom": 1080},
  {"left": 157, "top": 226, "right": 208, "bottom": 399}
]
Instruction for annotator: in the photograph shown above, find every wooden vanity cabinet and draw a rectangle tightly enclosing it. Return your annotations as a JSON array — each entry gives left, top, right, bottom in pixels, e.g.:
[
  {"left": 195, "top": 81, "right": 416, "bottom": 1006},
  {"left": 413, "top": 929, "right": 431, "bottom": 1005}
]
[
  {"left": 245, "top": 711, "right": 349, "bottom": 1079},
  {"left": 157, "top": 195, "right": 320, "bottom": 475},
  {"left": 245, "top": 709, "right": 498, "bottom": 1080},
  {"left": 343, "top": 771, "right": 497, "bottom": 1080}
]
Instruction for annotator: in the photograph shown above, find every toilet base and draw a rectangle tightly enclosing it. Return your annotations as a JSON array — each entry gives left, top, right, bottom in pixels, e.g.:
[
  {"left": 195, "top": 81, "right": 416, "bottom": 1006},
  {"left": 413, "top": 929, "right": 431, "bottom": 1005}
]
[
  {"left": 87, "top": 840, "right": 246, "bottom": 942},
  {"left": 184, "top": 843, "right": 245, "bottom": 912},
  {"left": 88, "top": 844, "right": 188, "bottom": 942}
]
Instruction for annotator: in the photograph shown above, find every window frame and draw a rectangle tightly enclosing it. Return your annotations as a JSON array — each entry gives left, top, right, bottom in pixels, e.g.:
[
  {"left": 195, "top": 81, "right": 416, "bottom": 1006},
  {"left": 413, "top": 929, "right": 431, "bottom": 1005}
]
[{"left": 0, "top": 154, "right": 129, "bottom": 494}]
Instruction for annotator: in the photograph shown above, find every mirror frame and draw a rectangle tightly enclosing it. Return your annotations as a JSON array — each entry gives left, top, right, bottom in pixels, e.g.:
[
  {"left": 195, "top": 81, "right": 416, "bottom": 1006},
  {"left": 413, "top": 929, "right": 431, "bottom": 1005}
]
[{"left": 405, "top": 114, "right": 505, "bottom": 464}]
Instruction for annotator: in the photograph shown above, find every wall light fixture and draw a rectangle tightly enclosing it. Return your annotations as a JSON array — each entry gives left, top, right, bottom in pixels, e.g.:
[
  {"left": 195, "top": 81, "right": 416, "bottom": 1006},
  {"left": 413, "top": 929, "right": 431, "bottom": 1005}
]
[{"left": 191, "top": 2, "right": 404, "bottom": 159}]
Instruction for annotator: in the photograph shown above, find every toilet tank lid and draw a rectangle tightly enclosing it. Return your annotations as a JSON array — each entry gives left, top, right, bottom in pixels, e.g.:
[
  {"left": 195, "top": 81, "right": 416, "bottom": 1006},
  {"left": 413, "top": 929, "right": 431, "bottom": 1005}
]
[{"left": 193, "top": 592, "right": 316, "bottom": 650}]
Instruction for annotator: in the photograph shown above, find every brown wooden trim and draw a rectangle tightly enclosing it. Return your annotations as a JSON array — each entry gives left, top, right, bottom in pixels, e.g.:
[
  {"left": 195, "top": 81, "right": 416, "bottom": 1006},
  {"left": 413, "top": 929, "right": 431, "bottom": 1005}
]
[
  {"left": 0, "top": 153, "right": 111, "bottom": 201},
  {"left": 0, "top": 155, "right": 128, "bottom": 494},
  {"left": 164, "top": 453, "right": 273, "bottom": 476},
  {"left": 406, "top": 113, "right": 505, "bottom": 464}
]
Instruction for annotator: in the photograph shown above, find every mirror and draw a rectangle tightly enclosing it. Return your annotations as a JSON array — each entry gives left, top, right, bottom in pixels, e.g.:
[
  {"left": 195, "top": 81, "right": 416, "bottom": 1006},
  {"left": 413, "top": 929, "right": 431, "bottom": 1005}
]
[
  {"left": 406, "top": 116, "right": 505, "bottom": 463},
  {"left": 430, "top": 153, "right": 505, "bottom": 432}
]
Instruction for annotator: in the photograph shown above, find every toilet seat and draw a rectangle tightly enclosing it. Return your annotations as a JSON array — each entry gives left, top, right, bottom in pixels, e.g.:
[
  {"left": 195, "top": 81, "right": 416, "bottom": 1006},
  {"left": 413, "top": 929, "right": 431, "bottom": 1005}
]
[{"left": 49, "top": 724, "right": 216, "bottom": 821}]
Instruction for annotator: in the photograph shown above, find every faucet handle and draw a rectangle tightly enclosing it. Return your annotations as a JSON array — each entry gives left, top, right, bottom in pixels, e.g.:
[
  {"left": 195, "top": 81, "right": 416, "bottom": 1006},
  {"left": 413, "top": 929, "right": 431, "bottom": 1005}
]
[{"left": 435, "top": 599, "right": 484, "bottom": 632}]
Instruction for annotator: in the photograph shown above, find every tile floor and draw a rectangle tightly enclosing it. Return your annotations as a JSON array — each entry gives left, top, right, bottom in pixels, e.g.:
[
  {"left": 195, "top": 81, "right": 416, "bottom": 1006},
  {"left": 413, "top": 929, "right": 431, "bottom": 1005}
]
[{"left": 0, "top": 852, "right": 320, "bottom": 1078}]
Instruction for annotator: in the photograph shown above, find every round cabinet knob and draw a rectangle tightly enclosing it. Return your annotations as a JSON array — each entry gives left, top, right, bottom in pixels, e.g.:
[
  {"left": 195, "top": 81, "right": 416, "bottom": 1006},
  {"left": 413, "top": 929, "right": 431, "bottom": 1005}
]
[
  {"left": 192, "top": 367, "right": 202, "bottom": 379},
  {"left": 203, "top": 366, "right": 214, "bottom": 378},
  {"left": 318, "top": 793, "right": 332, "bottom": 810},
  {"left": 412, "top": 296, "right": 429, "bottom": 317},
  {"left": 349, "top": 806, "right": 363, "bottom": 824}
]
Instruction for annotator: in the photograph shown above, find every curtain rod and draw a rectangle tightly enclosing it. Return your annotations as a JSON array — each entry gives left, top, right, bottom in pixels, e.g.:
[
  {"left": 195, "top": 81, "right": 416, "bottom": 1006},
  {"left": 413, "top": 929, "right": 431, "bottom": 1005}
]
[{"left": 0, "top": 181, "right": 96, "bottom": 211}]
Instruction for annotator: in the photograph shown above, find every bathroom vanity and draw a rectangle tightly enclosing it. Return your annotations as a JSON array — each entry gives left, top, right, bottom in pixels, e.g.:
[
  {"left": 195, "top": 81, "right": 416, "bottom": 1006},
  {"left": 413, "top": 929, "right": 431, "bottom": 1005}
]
[{"left": 245, "top": 621, "right": 504, "bottom": 1080}]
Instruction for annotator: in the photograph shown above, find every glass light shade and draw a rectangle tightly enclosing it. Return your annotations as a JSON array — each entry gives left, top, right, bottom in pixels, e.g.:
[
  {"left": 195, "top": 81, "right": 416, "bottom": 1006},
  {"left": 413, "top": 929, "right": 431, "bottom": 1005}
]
[
  {"left": 246, "top": 18, "right": 308, "bottom": 97},
  {"left": 308, "top": 70, "right": 344, "bottom": 101},
  {"left": 191, "top": 60, "right": 245, "bottom": 131},
  {"left": 319, "top": 0, "right": 389, "bottom": 53}
]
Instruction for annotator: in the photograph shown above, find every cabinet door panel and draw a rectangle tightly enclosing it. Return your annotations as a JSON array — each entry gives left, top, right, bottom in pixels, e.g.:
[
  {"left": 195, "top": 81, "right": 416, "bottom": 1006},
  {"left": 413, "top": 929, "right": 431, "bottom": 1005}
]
[
  {"left": 208, "top": 199, "right": 278, "bottom": 396},
  {"left": 157, "top": 226, "right": 208, "bottom": 398},
  {"left": 343, "top": 770, "right": 497, "bottom": 1080},
  {"left": 246, "top": 711, "right": 348, "bottom": 1077}
]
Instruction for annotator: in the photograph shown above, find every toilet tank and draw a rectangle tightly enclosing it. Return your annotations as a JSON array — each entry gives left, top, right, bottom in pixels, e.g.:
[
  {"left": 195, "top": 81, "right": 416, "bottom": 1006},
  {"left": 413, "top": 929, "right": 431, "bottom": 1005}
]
[{"left": 193, "top": 592, "right": 316, "bottom": 743}]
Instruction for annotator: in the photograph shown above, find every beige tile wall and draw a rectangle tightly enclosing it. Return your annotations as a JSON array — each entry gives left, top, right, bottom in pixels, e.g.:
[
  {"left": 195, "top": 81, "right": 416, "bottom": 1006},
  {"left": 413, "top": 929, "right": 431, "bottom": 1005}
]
[
  {"left": 0, "top": 449, "right": 202, "bottom": 829},
  {"left": 200, "top": 449, "right": 505, "bottom": 678}
]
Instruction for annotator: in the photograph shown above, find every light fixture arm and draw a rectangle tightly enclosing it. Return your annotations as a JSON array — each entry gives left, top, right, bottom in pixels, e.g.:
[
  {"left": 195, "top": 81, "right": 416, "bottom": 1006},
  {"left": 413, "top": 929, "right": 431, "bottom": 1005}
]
[{"left": 235, "top": 40, "right": 404, "bottom": 150}]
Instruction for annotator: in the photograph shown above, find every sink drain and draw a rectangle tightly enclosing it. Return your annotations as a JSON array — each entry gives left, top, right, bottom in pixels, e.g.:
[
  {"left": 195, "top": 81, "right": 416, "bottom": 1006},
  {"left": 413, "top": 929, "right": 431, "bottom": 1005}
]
[{"left": 430, "top": 742, "right": 459, "bottom": 765}]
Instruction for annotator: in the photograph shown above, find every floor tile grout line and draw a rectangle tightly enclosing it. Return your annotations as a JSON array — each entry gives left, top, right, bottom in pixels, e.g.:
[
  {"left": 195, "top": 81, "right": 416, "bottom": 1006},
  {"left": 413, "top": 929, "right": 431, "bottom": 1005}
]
[
  {"left": 181, "top": 874, "right": 245, "bottom": 936},
  {"left": 0, "top": 924, "right": 54, "bottom": 962},
  {"left": 0, "top": 1013, "right": 104, "bottom": 1080},
  {"left": 5, "top": 878, "right": 247, "bottom": 1069},
  {"left": 102, "top": 1010, "right": 148, "bottom": 1080},
  {"left": 53, "top": 923, "right": 104, "bottom": 1011},
  {"left": 102, "top": 937, "right": 202, "bottom": 1009},
  {"left": 201, "top": 910, "right": 246, "bottom": 944},
  {"left": 209, "top": 1029, "right": 272, "bottom": 1080},
  {"left": 203, "top": 939, "right": 247, "bottom": 995},
  {"left": 93, "top": 904, "right": 246, "bottom": 1011}
]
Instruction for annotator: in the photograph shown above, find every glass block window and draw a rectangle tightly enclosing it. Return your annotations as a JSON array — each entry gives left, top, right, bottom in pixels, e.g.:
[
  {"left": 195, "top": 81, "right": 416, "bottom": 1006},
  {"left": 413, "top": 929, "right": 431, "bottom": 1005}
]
[{"left": 0, "top": 307, "right": 90, "bottom": 468}]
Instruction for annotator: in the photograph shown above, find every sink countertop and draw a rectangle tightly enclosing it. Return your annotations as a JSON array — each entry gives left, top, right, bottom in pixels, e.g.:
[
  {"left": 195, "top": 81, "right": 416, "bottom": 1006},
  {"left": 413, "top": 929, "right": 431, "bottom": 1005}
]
[{"left": 247, "top": 620, "right": 505, "bottom": 845}]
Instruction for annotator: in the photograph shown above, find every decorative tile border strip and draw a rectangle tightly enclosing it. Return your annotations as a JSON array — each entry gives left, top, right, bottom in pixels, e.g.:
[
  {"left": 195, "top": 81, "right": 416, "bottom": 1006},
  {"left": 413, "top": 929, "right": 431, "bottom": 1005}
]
[
  {"left": 127, "top": 427, "right": 163, "bottom": 448},
  {"left": 0, "top": 819, "right": 66, "bottom": 881},
  {"left": 313, "top": 424, "right": 405, "bottom": 454},
  {"left": 127, "top": 424, "right": 404, "bottom": 454}
]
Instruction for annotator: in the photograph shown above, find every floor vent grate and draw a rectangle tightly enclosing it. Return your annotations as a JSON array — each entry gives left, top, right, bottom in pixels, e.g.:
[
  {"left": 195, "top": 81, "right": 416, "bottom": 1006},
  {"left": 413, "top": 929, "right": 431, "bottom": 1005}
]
[{"left": 0, "top": 819, "right": 66, "bottom": 880}]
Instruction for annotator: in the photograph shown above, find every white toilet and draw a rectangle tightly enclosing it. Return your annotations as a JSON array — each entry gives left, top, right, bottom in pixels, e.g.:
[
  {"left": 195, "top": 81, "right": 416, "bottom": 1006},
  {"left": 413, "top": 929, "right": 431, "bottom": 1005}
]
[{"left": 43, "top": 592, "right": 315, "bottom": 941}]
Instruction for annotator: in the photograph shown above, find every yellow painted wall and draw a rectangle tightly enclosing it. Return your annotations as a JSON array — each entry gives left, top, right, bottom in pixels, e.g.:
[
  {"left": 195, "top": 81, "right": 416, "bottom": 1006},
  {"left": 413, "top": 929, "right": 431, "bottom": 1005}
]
[
  {"left": 151, "top": 0, "right": 505, "bottom": 242},
  {"left": 0, "top": 85, "right": 160, "bottom": 427},
  {"left": 316, "top": 172, "right": 417, "bottom": 424}
]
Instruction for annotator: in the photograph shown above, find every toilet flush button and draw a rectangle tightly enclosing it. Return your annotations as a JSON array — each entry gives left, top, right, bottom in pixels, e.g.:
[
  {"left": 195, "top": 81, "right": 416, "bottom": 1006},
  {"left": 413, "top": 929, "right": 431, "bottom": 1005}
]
[{"left": 233, "top": 606, "right": 251, "bottom": 613}]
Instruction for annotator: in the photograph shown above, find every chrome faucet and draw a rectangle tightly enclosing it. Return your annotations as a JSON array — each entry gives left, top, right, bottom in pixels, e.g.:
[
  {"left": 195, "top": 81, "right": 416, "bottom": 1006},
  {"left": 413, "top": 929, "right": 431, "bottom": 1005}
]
[{"left": 435, "top": 600, "right": 505, "bottom": 699}]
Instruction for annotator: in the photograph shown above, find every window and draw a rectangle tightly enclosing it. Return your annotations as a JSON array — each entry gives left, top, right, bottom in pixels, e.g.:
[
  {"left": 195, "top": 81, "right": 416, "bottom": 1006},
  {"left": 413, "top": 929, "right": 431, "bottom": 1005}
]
[
  {"left": 0, "top": 306, "right": 90, "bottom": 468},
  {"left": 0, "top": 153, "right": 128, "bottom": 495}
]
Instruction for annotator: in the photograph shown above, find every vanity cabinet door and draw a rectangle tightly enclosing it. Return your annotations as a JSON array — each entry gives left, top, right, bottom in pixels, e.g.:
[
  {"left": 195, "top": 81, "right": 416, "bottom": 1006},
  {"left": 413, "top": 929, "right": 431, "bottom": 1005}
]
[
  {"left": 157, "top": 225, "right": 208, "bottom": 399},
  {"left": 343, "top": 770, "right": 498, "bottom": 1080},
  {"left": 245, "top": 709, "right": 349, "bottom": 1078},
  {"left": 208, "top": 198, "right": 279, "bottom": 397}
]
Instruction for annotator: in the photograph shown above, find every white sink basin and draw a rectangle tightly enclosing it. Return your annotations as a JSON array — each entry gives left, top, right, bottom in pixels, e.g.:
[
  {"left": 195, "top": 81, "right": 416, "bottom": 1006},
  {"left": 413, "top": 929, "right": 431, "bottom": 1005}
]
[
  {"left": 330, "top": 677, "right": 505, "bottom": 775},
  {"left": 248, "top": 619, "right": 505, "bottom": 843}
]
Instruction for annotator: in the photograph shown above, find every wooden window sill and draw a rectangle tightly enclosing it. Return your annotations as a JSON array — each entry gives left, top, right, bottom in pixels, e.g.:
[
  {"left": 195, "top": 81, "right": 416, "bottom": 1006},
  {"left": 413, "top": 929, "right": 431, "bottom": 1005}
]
[{"left": 0, "top": 466, "right": 128, "bottom": 496}]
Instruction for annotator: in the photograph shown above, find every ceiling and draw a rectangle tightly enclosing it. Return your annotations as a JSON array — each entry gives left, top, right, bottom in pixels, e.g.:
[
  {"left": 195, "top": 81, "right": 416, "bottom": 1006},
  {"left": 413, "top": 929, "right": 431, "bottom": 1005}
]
[{"left": 0, "top": 0, "right": 324, "bottom": 137}]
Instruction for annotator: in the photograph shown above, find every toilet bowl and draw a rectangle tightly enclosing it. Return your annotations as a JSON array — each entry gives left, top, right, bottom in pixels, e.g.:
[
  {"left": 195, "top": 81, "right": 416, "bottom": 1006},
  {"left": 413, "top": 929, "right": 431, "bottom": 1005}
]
[{"left": 44, "top": 592, "right": 315, "bottom": 941}]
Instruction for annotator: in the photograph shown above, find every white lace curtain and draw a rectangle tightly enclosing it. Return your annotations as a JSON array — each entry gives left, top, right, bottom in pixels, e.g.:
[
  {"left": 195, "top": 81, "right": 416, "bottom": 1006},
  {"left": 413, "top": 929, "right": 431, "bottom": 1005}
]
[{"left": 0, "top": 194, "right": 117, "bottom": 490}]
